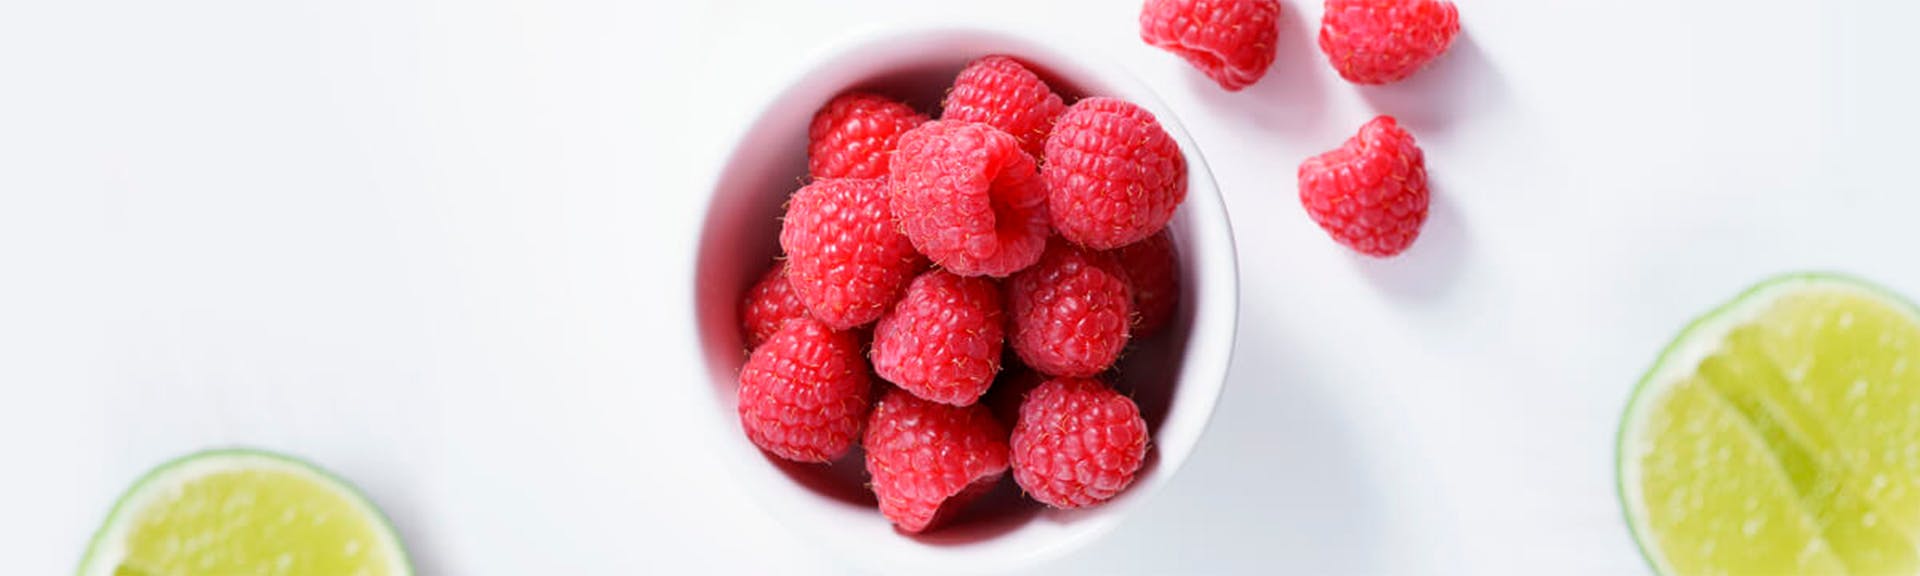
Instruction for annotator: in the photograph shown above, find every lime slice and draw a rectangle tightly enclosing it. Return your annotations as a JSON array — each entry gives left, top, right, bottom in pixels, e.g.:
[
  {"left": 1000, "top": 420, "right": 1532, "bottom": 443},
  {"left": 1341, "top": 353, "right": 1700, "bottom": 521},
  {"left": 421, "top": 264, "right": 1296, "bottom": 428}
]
[
  {"left": 78, "top": 449, "right": 410, "bottom": 576},
  {"left": 1621, "top": 274, "right": 1920, "bottom": 575}
]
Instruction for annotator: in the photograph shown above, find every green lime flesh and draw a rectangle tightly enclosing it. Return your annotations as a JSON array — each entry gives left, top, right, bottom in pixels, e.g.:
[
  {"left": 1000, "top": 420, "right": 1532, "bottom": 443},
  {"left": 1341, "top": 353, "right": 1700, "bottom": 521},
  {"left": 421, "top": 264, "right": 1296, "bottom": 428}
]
[
  {"left": 1623, "top": 275, "right": 1920, "bottom": 575},
  {"left": 80, "top": 449, "right": 410, "bottom": 576}
]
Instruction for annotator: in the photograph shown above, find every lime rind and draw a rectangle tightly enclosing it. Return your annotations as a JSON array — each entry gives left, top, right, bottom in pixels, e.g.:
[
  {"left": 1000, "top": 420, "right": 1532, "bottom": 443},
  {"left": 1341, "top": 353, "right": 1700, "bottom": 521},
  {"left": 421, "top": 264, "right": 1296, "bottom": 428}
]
[
  {"left": 1617, "top": 272, "right": 1920, "bottom": 576},
  {"left": 77, "top": 448, "right": 413, "bottom": 576}
]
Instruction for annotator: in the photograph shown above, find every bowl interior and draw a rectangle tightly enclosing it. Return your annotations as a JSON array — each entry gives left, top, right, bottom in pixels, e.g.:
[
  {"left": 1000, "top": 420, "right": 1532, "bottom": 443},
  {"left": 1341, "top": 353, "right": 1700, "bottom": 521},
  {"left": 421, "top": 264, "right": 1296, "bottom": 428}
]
[{"left": 691, "top": 28, "right": 1237, "bottom": 573}]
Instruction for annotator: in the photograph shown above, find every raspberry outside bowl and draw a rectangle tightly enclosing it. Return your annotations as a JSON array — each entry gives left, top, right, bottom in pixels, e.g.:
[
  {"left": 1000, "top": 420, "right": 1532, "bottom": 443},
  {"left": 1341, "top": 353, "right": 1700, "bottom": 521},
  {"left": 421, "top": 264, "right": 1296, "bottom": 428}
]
[{"left": 691, "top": 27, "right": 1239, "bottom": 573}]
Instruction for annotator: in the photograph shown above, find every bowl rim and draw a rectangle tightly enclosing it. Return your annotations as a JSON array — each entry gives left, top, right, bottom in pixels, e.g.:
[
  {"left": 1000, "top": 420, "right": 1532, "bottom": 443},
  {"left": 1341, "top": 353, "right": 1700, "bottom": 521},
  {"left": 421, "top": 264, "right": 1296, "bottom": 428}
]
[{"left": 687, "top": 23, "right": 1241, "bottom": 573}]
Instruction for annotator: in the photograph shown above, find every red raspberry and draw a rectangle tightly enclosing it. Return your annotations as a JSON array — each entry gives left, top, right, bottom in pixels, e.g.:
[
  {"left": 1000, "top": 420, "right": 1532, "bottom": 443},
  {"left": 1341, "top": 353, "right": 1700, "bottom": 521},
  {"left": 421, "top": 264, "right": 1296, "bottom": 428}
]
[
  {"left": 808, "top": 92, "right": 928, "bottom": 179},
  {"left": 1319, "top": 0, "right": 1461, "bottom": 85},
  {"left": 1114, "top": 230, "right": 1180, "bottom": 338},
  {"left": 864, "top": 388, "right": 1010, "bottom": 533},
  {"left": 780, "top": 178, "right": 925, "bottom": 329},
  {"left": 1007, "top": 241, "right": 1132, "bottom": 377},
  {"left": 871, "top": 269, "right": 1005, "bottom": 407},
  {"left": 1298, "top": 115, "right": 1429, "bottom": 257},
  {"left": 1011, "top": 377, "right": 1149, "bottom": 509},
  {"left": 738, "top": 262, "right": 810, "bottom": 349},
  {"left": 889, "top": 120, "right": 1050, "bottom": 278},
  {"left": 1139, "top": 0, "right": 1283, "bottom": 91},
  {"left": 942, "top": 56, "right": 1067, "bottom": 159},
  {"left": 1042, "top": 97, "right": 1187, "bottom": 250},
  {"left": 737, "top": 317, "right": 872, "bottom": 463}
]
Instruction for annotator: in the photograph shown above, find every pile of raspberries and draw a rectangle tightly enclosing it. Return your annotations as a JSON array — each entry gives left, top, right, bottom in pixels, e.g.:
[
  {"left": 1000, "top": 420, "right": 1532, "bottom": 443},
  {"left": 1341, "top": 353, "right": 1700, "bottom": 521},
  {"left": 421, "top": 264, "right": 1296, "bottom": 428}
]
[
  {"left": 738, "top": 55, "right": 1186, "bottom": 533},
  {"left": 737, "top": 0, "right": 1466, "bottom": 535}
]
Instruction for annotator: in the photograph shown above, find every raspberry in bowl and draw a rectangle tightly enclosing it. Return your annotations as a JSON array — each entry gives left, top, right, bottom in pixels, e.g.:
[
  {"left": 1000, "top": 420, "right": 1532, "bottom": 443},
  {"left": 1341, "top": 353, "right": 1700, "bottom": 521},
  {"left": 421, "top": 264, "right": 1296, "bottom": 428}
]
[{"left": 692, "top": 28, "right": 1238, "bottom": 573}]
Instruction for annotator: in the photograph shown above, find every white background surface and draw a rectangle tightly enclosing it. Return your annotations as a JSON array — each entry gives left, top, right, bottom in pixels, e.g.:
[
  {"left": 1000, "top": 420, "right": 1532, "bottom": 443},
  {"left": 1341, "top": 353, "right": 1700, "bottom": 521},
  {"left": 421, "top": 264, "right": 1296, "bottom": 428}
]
[{"left": 4, "top": 0, "right": 1920, "bottom": 573}]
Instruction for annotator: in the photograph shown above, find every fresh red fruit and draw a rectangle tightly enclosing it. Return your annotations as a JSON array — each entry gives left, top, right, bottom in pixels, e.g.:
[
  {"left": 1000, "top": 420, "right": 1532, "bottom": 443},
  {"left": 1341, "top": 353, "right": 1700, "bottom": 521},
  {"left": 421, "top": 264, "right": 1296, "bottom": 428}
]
[
  {"left": 1319, "top": 0, "right": 1461, "bottom": 85},
  {"left": 737, "top": 317, "right": 872, "bottom": 463},
  {"left": 1011, "top": 377, "right": 1149, "bottom": 509},
  {"left": 942, "top": 56, "right": 1067, "bottom": 159},
  {"left": 1042, "top": 97, "right": 1187, "bottom": 250},
  {"left": 739, "top": 262, "right": 810, "bottom": 349},
  {"left": 808, "top": 92, "right": 929, "bottom": 179},
  {"left": 1297, "top": 115, "right": 1429, "bottom": 257},
  {"left": 864, "top": 388, "right": 1011, "bottom": 533},
  {"left": 1114, "top": 230, "right": 1180, "bottom": 338},
  {"left": 1139, "top": 0, "right": 1283, "bottom": 91},
  {"left": 889, "top": 120, "right": 1050, "bottom": 277},
  {"left": 1007, "top": 240, "right": 1133, "bottom": 377},
  {"left": 871, "top": 269, "right": 1005, "bottom": 406},
  {"left": 780, "top": 178, "right": 925, "bottom": 329}
]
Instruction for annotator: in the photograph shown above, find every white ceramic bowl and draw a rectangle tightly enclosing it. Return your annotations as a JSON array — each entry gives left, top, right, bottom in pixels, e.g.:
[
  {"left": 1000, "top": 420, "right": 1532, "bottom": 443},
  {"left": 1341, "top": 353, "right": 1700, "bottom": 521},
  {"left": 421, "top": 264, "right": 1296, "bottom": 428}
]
[{"left": 692, "top": 27, "right": 1239, "bottom": 574}]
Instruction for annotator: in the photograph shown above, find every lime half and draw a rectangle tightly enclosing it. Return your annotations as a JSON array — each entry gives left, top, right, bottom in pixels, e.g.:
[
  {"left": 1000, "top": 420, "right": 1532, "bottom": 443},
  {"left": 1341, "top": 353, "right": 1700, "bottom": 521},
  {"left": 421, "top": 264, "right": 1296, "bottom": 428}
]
[
  {"left": 1621, "top": 274, "right": 1920, "bottom": 575},
  {"left": 79, "top": 449, "right": 410, "bottom": 576}
]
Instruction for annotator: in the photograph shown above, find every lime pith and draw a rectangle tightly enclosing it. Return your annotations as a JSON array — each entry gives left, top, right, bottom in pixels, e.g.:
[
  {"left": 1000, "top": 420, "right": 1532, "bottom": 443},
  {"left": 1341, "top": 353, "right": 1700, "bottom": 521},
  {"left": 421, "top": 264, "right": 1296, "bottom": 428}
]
[
  {"left": 1620, "top": 273, "right": 1920, "bottom": 575},
  {"left": 78, "top": 449, "right": 411, "bottom": 576}
]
